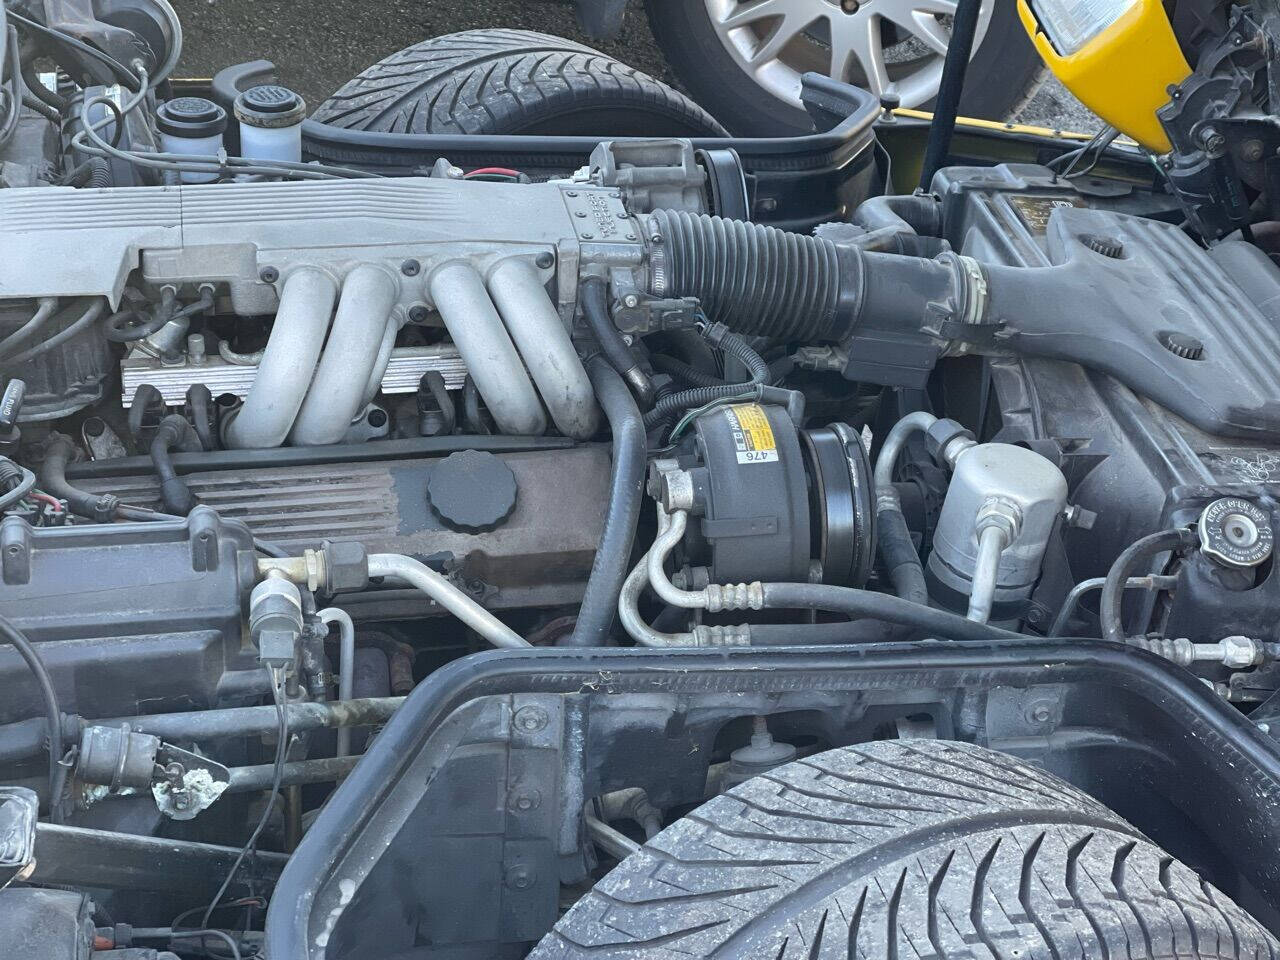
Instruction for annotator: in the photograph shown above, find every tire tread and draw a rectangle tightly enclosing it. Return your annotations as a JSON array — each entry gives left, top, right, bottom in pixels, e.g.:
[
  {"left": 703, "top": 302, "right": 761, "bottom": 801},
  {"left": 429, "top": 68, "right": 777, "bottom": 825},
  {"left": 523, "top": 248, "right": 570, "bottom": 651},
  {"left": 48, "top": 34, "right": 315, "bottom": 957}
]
[
  {"left": 311, "top": 29, "right": 726, "bottom": 137},
  {"left": 528, "top": 741, "right": 1278, "bottom": 960}
]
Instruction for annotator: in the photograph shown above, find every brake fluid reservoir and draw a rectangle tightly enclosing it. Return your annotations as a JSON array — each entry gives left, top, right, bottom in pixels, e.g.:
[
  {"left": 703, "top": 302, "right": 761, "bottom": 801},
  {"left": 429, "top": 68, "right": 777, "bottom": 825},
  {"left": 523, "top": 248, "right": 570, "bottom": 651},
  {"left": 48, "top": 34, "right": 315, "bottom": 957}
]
[
  {"left": 156, "top": 97, "right": 227, "bottom": 183},
  {"left": 234, "top": 85, "right": 306, "bottom": 165}
]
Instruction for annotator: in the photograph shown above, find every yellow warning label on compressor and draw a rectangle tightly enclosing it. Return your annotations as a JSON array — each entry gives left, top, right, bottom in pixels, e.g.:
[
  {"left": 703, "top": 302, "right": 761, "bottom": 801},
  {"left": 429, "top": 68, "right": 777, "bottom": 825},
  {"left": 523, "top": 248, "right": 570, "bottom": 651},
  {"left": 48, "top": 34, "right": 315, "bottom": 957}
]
[{"left": 724, "top": 404, "right": 778, "bottom": 464}]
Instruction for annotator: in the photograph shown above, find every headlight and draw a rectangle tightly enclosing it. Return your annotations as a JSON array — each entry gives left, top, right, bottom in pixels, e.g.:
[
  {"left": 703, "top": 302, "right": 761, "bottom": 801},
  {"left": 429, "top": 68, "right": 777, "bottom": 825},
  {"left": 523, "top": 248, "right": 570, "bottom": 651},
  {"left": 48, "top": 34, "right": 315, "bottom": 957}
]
[{"left": 1028, "top": 0, "right": 1139, "bottom": 54}]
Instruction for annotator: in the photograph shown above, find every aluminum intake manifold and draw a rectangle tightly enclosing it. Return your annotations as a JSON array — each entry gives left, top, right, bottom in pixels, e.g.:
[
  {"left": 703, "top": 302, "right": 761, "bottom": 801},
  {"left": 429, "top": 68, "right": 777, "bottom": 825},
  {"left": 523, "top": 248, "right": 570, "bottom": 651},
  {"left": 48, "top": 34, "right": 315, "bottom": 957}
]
[{"left": 0, "top": 176, "right": 646, "bottom": 445}]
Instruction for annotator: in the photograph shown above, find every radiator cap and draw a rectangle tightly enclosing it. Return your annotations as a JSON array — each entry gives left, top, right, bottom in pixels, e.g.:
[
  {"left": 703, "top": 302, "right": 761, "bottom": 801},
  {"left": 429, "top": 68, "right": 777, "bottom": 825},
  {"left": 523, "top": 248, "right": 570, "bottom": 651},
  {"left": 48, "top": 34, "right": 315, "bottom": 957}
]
[{"left": 427, "top": 450, "right": 517, "bottom": 532}]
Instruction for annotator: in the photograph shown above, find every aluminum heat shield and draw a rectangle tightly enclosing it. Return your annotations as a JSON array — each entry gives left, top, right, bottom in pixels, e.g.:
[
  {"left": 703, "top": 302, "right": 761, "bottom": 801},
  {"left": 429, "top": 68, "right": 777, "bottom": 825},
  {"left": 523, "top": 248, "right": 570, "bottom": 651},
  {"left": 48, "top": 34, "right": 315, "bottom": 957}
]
[{"left": 0, "top": 177, "right": 634, "bottom": 315}]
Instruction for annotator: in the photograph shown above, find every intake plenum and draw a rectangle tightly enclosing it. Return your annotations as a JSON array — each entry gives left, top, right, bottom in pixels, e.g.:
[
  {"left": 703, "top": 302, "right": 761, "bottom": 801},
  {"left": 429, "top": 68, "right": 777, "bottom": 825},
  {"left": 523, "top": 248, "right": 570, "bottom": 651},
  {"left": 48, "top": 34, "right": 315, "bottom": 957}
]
[{"left": 644, "top": 209, "right": 977, "bottom": 342}]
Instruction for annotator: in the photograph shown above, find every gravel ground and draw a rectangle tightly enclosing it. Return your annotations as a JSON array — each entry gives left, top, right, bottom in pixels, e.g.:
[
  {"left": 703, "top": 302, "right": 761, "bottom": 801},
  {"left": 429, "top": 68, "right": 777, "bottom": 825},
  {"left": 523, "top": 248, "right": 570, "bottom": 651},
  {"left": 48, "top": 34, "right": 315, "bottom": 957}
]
[{"left": 172, "top": 0, "right": 1099, "bottom": 132}]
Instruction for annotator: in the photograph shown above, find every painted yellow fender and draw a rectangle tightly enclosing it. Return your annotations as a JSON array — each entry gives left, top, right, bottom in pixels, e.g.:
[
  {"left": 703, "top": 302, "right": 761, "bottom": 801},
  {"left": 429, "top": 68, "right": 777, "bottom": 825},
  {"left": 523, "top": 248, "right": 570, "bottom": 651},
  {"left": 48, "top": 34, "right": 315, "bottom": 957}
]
[{"left": 1016, "top": 0, "right": 1192, "bottom": 151}]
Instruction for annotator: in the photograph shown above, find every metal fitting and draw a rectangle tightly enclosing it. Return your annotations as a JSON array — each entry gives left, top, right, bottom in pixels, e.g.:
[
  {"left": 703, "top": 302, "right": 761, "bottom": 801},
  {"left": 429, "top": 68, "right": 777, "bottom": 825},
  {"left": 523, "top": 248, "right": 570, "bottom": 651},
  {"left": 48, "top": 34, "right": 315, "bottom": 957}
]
[
  {"left": 659, "top": 468, "right": 696, "bottom": 513},
  {"left": 1218, "top": 635, "right": 1265, "bottom": 669},
  {"left": 703, "top": 581, "right": 764, "bottom": 613},
  {"left": 975, "top": 497, "right": 1022, "bottom": 543},
  {"left": 939, "top": 433, "right": 978, "bottom": 469},
  {"left": 875, "top": 487, "right": 902, "bottom": 513},
  {"left": 255, "top": 541, "right": 368, "bottom": 594},
  {"left": 257, "top": 549, "right": 326, "bottom": 593},
  {"left": 1136, "top": 635, "right": 1266, "bottom": 669},
  {"left": 924, "top": 417, "right": 975, "bottom": 467},
  {"left": 692, "top": 624, "right": 751, "bottom": 646}
]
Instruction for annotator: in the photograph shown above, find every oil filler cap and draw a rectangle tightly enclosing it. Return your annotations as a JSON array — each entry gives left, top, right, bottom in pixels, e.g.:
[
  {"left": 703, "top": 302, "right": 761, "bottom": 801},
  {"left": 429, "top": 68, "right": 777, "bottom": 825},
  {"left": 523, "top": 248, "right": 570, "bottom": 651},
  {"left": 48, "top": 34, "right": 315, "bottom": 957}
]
[
  {"left": 428, "top": 450, "right": 517, "bottom": 532},
  {"left": 1198, "top": 497, "right": 1273, "bottom": 569}
]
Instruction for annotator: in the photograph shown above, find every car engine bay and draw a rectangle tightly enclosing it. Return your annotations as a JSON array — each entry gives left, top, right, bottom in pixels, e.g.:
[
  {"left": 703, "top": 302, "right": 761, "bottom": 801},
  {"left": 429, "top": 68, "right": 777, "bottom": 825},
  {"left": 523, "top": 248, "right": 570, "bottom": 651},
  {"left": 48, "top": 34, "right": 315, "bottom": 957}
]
[{"left": 5, "top": 0, "right": 1280, "bottom": 957}]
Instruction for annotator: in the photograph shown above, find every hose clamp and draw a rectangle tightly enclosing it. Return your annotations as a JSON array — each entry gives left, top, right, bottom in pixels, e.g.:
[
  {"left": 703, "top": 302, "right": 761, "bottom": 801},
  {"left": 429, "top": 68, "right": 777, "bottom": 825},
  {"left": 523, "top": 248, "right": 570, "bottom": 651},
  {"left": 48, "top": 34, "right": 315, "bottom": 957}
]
[
  {"left": 646, "top": 217, "right": 669, "bottom": 297},
  {"left": 955, "top": 255, "right": 988, "bottom": 326}
]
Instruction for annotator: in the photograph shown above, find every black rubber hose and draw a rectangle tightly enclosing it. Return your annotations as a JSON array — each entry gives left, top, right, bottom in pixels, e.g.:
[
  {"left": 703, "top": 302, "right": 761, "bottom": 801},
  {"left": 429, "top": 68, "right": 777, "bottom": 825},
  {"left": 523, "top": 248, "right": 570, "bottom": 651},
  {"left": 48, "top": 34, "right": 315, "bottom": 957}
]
[
  {"left": 645, "top": 210, "right": 966, "bottom": 342},
  {"left": 40, "top": 433, "right": 119, "bottom": 523},
  {"left": 187, "top": 384, "right": 214, "bottom": 452},
  {"left": 748, "top": 620, "right": 902, "bottom": 645},
  {"left": 21, "top": 90, "right": 59, "bottom": 124},
  {"left": 643, "top": 328, "right": 770, "bottom": 430},
  {"left": 650, "top": 354, "right": 724, "bottom": 388},
  {"left": 0, "top": 714, "right": 78, "bottom": 764},
  {"left": 461, "top": 376, "right": 491, "bottom": 435},
  {"left": 105, "top": 289, "right": 176, "bottom": 343},
  {"left": 580, "top": 277, "right": 655, "bottom": 406},
  {"left": 0, "top": 614, "right": 64, "bottom": 820},
  {"left": 150, "top": 415, "right": 204, "bottom": 515},
  {"left": 561, "top": 356, "right": 647, "bottom": 647},
  {"left": 5, "top": 298, "right": 105, "bottom": 364},
  {"left": 42, "top": 436, "right": 287, "bottom": 557},
  {"left": 877, "top": 506, "right": 929, "bottom": 606},
  {"left": 21, "top": 60, "right": 67, "bottom": 113},
  {"left": 852, "top": 193, "right": 944, "bottom": 238},
  {"left": 758, "top": 582, "right": 1024, "bottom": 641},
  {"left": 648, "top": 209, "right": 843, "bottom": 340},
  {"left": 1100, "top": 528, "right": 1196, "bottom": 644}
]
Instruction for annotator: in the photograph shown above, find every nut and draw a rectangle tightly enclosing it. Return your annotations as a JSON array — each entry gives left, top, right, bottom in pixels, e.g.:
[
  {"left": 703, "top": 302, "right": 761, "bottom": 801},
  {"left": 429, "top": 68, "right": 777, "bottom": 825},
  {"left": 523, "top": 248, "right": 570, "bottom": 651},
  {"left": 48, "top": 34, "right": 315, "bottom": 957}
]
[
  {"left": 1220, "top": 635, "right": 1262, "bottom": 669},
  {"left": 924, "top": 418, "right": 975, "bottom": 467}
]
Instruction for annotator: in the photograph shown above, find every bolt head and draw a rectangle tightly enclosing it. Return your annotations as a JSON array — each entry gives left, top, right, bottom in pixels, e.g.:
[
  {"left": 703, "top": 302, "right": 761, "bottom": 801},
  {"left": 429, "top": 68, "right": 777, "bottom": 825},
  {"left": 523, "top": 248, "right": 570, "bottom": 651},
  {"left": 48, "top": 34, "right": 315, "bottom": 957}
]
[
  {"left": 408, "top": 305, "right": 429, "bottom": 323},
  {"left": 510, "top": 788, "right": 542, "bottom": 812},
  {"left": 535, "top": 252, "right": 554, "bottom": 269},
  {"left": 259, "top": 266, "right": 279, "bottom": 284},
  {"left": 623, "top": 294, "right": 640, "bottom": 309},
  {"left": 505, "top": 866, "right": 534, "bottom": 890},
  {"left": 400, "top": 259, "right": 421, "bottom": 277},
  {"left": 514, "top": 705, "right": 548, "bottom": 732}
]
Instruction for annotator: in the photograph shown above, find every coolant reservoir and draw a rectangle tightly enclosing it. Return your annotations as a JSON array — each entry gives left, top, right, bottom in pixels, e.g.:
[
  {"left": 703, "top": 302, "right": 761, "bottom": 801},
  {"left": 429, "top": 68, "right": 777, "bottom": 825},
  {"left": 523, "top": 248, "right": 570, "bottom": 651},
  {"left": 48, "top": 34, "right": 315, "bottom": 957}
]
[
  {"left": 234, "top": 85, "right": 306, "bottom": 165},
  {"left": 1016, "top": 0, "right": 1190, "bottom": 151}
]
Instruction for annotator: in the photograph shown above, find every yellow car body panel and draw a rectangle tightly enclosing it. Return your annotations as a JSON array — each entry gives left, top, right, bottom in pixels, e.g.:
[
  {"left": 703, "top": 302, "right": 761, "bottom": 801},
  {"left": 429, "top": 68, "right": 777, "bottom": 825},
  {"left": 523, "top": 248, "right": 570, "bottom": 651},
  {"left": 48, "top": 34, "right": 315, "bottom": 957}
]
[{"left": 1016, "top": 0, "right": 1191, "bottom": 151}]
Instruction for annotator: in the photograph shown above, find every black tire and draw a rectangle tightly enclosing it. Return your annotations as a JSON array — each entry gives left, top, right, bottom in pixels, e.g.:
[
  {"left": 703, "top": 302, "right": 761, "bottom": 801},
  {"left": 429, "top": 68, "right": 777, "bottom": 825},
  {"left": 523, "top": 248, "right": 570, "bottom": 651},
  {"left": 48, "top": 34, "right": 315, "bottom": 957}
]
[
  {"left": 531, "top": 740, "right": 1277, "bottom": 959},
  {"left": 645, "top": 0, "right": 1045, "bottom": 136},
  {"left": 311, "top": 29, "right": 728, "bottom": 138}
]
